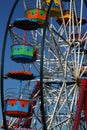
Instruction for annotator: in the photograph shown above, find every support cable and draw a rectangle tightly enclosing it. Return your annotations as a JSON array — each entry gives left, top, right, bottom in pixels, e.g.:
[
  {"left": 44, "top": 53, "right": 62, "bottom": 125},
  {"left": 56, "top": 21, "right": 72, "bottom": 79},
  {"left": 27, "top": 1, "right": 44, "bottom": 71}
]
[{"left": 84, "top": 0, "right": 87, "bottom": 7}]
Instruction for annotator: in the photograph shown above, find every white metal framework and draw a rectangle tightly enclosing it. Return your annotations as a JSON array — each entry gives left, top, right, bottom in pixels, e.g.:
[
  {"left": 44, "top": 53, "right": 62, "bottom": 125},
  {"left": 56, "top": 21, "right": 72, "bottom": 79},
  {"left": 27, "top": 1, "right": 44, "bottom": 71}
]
[{"left": 2, "top": 0, "right": 87, "bottom": 129}]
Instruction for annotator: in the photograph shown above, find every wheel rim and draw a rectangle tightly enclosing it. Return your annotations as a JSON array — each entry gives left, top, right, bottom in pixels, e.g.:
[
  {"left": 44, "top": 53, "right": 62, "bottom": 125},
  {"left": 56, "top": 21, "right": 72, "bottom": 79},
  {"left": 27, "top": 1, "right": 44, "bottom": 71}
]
[{"left": 1, "top": 0, "right": 87, "bottom": 129}]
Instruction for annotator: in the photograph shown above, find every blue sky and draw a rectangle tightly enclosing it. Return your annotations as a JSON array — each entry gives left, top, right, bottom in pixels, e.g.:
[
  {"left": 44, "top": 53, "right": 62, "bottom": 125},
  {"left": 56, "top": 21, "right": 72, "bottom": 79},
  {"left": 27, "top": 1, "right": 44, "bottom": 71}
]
[
  {"left": 0, "top": 0, "right": 87, "bottom": 128},
  {"left": 0, "top": 1, "right": 14, "bottom": 52},
  {"left": 1, "top": 0, "right": 87, "bottom": 57},
  {"left": 0, "top": 1, "right": 22, "bottom": 126},
  {"left": 0, "top": 1, "right": 37, "bottom": 126},
  {"left": 0, "top": 1, "right": 24, "bottom": 55},
  {"left": 0, "top": 1, "right": 14, "bottom": 126}
]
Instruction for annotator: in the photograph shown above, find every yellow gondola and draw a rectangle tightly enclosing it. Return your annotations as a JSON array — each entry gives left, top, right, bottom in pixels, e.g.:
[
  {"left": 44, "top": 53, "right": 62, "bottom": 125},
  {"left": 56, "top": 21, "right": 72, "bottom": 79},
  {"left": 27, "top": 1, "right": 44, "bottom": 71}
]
[
  {"left": 42, "top": 0, "right": 63, "bottom": 17},
  {"left": 57, "top": 10, "right": 70, "bottom": 24}
]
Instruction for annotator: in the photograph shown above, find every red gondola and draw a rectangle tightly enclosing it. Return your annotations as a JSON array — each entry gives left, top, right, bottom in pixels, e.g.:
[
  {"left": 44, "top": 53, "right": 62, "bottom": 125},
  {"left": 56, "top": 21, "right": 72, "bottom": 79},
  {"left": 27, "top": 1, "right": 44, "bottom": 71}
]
[
  {"left": 6, "top": 71, "right": 35, "bottom": 80},
  {"left": 4, "top": 99, "right": 30, "bottom": 117},
  {"left": 9, "top": 8, "right": 47, "bottom": 30}
]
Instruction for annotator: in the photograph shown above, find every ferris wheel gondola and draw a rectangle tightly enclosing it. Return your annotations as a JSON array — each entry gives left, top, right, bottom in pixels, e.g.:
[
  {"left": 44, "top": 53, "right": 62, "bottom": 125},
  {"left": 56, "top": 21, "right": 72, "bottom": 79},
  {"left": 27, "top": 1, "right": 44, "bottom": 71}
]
[{"left": 1, "top": 0, "right": 87, "bottom": 130}]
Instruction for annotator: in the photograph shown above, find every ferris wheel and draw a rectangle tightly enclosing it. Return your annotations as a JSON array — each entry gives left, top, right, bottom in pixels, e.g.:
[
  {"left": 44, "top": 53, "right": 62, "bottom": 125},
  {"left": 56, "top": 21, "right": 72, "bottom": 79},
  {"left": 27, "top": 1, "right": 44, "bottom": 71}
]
[{"left": 1, "top": 0, "right": 87, "bottom": 130}]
